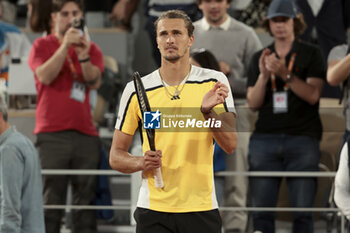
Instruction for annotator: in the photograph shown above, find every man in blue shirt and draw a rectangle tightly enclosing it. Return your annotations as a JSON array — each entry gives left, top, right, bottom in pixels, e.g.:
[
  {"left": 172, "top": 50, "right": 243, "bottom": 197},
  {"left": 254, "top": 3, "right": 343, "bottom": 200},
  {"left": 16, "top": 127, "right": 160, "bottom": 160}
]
[{"left": 0, "top": 96, "right": 45, "bottom": 233}]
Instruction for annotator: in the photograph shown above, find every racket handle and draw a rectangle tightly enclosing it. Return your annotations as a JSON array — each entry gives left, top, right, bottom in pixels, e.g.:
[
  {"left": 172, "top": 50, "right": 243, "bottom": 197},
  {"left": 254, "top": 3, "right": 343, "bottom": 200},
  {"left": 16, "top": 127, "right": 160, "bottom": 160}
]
[{"left": 154, "top": 168, "right": 164, "bottom": 188}]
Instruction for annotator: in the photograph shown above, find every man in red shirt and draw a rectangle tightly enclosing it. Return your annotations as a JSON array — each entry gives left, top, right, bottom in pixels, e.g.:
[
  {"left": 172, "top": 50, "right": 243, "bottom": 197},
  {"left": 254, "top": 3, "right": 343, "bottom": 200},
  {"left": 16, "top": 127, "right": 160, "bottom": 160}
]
[{"left": 28, "top": 0, "right": 104, "bottom": 232}]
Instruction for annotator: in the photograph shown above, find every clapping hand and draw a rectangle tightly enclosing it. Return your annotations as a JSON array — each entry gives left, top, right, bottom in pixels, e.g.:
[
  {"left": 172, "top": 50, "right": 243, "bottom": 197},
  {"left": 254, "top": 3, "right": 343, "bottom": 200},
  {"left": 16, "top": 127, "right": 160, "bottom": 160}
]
[{"left": 265, "top": 52, "right": 289, "bottom": 78}]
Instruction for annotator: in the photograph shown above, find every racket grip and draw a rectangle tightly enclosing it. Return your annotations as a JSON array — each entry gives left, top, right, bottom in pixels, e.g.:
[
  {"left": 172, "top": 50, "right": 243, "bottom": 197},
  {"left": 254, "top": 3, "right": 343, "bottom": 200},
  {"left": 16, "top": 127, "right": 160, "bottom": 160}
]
[{"left": 154, "top": 168, "right": 164, "bottom": 188}]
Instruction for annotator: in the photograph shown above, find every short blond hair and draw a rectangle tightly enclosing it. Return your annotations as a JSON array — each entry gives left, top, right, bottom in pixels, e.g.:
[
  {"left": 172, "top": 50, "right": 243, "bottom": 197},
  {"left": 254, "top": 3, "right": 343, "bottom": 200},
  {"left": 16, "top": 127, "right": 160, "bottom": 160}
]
[{"left": 154, "top": 10, "right": 195, "bottom": 37}]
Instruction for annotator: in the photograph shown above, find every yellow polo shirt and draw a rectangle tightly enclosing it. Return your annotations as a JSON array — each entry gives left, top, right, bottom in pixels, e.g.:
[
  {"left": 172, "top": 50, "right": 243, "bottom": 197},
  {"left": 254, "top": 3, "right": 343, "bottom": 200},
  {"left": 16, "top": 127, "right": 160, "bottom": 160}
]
[{"left": 116, "top": 65, "right": 236, "bottom": 212}]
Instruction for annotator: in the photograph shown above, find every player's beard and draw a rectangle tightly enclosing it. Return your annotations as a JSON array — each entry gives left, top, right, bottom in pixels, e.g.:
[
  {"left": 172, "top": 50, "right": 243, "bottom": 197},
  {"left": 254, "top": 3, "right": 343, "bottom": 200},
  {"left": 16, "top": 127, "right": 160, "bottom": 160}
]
[
  {"left": 163, "top": 47, "right": 188, "bottom": 62},
  {"left": 164, "top": 54, "right": 180, "bottom": 61}
]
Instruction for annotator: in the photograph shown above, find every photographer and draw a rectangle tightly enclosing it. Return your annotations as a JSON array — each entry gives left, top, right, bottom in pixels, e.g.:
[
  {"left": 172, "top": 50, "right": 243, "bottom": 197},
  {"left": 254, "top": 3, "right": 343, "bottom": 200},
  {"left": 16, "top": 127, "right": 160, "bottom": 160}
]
[{"left": 28, "top": 0, "right": 104, "bottom": 232}]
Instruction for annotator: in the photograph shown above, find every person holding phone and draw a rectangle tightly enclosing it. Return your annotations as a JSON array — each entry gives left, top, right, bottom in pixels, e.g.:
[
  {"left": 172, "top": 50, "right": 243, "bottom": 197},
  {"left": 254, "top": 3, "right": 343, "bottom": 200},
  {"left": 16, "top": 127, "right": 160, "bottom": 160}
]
[{"left": 28, "top": 0, "right": 104, "bottom": 232}]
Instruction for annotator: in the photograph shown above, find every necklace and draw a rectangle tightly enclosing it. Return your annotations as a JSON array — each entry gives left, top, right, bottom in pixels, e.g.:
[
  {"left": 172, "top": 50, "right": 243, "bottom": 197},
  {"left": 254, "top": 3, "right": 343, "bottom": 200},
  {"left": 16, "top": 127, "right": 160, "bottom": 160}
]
[{"left": 159, "top": 67, "right": 192, "bottom": 100}]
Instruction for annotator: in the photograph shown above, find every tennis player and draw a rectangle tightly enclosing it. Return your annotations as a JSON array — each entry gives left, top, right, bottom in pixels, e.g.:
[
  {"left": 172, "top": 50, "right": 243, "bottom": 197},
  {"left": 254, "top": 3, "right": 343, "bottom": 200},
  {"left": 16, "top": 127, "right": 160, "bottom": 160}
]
[{"left": 109, "top": 10, "right": 237, "bottom": 233}]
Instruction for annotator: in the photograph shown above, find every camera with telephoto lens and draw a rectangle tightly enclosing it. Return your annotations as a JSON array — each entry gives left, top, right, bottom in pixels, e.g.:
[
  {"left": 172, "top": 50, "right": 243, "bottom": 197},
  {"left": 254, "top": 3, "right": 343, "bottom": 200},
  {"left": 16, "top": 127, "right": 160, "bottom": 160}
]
[{"left": 72, "top": 17, "right": 84, "bottom": 36}]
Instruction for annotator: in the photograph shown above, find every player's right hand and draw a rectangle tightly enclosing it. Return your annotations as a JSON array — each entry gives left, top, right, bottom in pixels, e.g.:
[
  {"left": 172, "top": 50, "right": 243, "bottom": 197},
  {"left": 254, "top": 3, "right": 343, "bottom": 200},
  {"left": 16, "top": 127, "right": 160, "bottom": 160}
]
[{"left": 142, "top": 150, "right": 162, "bottom": 172}]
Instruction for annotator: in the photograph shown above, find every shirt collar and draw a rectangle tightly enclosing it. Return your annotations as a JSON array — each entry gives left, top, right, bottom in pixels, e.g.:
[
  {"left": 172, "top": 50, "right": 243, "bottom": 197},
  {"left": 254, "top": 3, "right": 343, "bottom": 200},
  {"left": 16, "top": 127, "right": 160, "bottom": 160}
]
[{"left": 201, "top": 16, "right": 231, "bottom": 31}]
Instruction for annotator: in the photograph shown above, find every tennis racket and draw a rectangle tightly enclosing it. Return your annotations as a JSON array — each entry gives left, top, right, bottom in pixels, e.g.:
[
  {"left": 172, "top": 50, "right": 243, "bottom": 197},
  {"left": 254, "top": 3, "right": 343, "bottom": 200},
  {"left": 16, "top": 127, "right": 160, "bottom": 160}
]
[{"left": 133, "top": 71, "right": 164, "bottom": 188}]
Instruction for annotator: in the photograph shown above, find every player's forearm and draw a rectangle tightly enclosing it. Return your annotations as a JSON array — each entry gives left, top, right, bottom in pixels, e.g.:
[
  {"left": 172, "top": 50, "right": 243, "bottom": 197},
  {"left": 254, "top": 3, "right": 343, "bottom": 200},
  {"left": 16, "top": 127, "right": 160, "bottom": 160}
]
[
  {"left": 213, "top": 131, "right": 237, "bottom": 154},
  {"left": 35, "top": 44, "right": 69, "bottom": 85},
  {"left": 202, "top": 111, "right": 237, "bottom": 154},
  {"left": 247, "top": 74, "right": 268, "bottom": 111},
  {"left": 109, "top": 149, "right": 143, "bottom": 173}
]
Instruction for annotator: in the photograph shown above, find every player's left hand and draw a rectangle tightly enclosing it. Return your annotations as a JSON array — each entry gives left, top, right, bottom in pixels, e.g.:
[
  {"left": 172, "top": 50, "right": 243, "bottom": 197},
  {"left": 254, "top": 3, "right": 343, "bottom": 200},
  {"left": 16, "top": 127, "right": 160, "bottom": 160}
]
[{"left": 201, "top": 81, "right": 228, "bottom": 113}]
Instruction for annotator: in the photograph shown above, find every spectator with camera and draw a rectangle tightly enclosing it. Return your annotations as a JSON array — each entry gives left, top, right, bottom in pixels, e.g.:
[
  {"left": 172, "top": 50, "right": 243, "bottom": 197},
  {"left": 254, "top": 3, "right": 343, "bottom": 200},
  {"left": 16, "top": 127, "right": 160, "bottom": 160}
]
[{"left": 28, "top": 0, "right": 104, "bottom": 232}]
